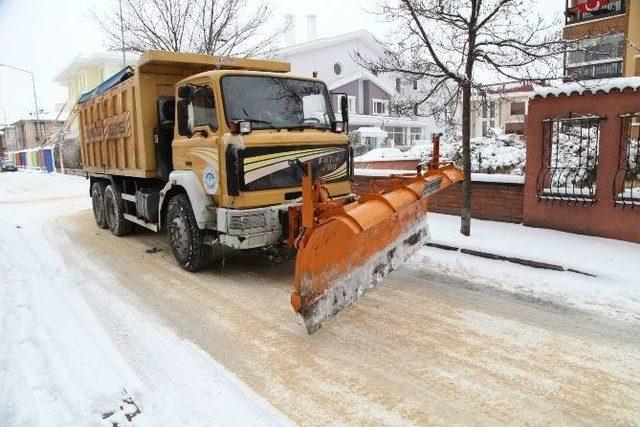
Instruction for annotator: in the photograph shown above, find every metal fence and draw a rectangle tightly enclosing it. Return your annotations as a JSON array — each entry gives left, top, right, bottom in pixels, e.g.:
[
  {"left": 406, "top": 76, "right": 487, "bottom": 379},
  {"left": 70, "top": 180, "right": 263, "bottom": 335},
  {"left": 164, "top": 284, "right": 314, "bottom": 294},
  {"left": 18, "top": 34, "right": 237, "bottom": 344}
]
[
  {"left": 537, "top": 116, "right": 601, "bottom": 205},
  {"left": 613, "top": 114, "right": 640, "bottom": 208}
]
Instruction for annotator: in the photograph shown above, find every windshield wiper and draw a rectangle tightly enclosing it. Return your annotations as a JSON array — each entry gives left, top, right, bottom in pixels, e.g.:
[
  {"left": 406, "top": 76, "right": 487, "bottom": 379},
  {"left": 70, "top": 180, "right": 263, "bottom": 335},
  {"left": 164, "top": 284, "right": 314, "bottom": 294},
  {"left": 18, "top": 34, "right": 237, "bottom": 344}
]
[{"left": 238, "top": 107, "right": 276, "bottom": 129}]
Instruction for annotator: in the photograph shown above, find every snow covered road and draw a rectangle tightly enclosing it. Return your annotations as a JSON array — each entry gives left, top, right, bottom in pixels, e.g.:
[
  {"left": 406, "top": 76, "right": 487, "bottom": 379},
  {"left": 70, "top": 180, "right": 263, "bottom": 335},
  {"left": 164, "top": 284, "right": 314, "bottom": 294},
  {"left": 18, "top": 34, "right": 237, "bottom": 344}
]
[
  {"left": 0, "top": 171, "right": 289, "bottom": 426},
  {"left": 2, "top": 171, "right": 640, "bottom": 425}
]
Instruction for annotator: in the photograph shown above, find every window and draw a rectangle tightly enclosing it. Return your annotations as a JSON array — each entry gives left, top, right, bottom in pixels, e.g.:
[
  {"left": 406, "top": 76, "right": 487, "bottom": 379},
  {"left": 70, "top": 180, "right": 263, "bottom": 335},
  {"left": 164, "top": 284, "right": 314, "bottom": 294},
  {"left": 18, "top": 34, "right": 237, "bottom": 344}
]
[
  {"left": 537, "top": 116, "right": 601, "bottom": 204},
  {"left": 413, "top": 105, "right": 419, "bottom": 115},
  {"left": 395, "top": 78, "right": 401, "bottom": 92},
  {"left": 384, "top": 126, "right": 405, "bottom": 146},
  {"left": 413, "top": 79, "right": 418, "bottom": 90},
  {"left": 481, "top": 101, "right": 495, "bottom": 119},
  {"left": 347, "top": 96, "right": 356, "bottom": 114},
  {"left": 565, "top": 34, "right": 624, "bottom": 68},
  {"left": 510, "top": 102, "right": 525, "bottom": 116},
  {"left": 333, "top": 62, "right": 342, "bottom": 76},
  {"left": 410, "top": 127, "right": 422, "bottom": 142},
  {"left": 192, "top": 85, "right": 217, "bottom": 129},
  {"left": 614, "top": 114, "right": 640, "bottom": 207},
  {"left": 333, "top": 94, "right": 356, "bottom": 114},
  {"left": 372, "top": 99, "right": 388, "bottom": 115}
]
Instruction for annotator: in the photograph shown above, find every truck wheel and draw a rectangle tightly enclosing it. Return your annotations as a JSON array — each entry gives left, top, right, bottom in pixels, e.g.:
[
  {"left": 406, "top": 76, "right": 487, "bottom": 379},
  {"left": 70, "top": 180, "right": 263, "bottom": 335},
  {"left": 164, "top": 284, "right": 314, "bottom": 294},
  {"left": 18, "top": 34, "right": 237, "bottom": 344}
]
[
  {"left": 104, "top": 184, "right": 133, "bottom": 236},
  {"left": 166, "top": 194, "right": 211, "bottom": 271},
  {"left": 91, "top": 181, "right": 108, "bottom": 229}
]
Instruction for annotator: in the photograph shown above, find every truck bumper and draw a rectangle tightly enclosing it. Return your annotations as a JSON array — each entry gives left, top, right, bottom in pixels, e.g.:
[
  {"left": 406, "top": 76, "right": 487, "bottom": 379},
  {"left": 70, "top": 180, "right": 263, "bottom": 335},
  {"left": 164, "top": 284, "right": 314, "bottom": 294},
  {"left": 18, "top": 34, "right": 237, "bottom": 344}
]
[{"left": 214, "top": 205, "right": 288, "bottom": 249}]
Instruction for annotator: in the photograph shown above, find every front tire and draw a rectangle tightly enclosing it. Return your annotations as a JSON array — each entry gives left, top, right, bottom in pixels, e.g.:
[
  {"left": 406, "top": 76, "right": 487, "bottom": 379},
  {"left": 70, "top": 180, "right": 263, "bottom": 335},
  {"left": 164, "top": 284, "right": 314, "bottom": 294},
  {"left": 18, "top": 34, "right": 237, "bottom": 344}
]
[
  {"left": 91, "top": 181, "right": 108, "bottom": 229},
  {"left": 166, "top": 194, "right": 211, "bottom": 271},
  {"left": 104, "top": 184, "right": 133, "bottom": 236}
]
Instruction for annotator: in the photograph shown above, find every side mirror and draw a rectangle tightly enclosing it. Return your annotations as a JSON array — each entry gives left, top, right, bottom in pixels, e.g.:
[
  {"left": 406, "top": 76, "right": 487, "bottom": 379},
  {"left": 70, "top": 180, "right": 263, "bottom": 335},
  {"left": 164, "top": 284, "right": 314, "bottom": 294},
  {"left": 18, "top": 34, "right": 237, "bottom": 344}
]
[
  {"left": 178, "top": 85, "right": 196, "bottom": 100},
  {"left": 340, "top": 95, "right": 349, "bottom": 126},
  {"left": 177, "top": 99, "right": 193, "bottom": 137}
]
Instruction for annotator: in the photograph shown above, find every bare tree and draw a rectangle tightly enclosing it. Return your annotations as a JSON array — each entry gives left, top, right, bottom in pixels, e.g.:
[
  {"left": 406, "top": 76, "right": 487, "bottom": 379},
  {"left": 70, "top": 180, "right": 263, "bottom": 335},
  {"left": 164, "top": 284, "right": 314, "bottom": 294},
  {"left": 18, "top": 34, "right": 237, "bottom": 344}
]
[
  {"left": 94, "top": 0, "right": 284, "bottom": 57},
  {"left": 357, "top": 0, "right": 563, "bottom": 236}
]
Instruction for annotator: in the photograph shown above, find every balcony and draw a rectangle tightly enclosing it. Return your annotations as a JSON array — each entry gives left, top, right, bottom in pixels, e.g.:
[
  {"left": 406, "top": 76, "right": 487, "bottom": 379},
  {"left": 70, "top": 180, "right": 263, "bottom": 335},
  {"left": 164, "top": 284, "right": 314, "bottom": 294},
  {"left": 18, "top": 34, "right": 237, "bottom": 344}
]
[
  {"left": 565, "top": 60, "right": 623, "bottom": 80},
  {"left": 565, "top": 0, "right": 625, "bottom": 25}
]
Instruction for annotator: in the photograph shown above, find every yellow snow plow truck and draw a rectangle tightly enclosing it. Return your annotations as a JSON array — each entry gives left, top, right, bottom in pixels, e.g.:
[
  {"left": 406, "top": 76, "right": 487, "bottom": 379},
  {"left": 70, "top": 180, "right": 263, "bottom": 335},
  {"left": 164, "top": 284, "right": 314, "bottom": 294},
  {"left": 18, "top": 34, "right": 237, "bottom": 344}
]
[{"left": 79, "top": 50, "right": 463, "bottom": 332}]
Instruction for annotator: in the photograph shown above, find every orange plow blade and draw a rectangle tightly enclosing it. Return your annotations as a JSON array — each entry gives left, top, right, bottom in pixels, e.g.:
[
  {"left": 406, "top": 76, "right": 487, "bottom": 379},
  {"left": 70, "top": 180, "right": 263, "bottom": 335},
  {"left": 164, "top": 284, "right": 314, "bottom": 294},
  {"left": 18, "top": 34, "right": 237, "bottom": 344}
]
[{"left": 291, "top": 163, "right": 464, "bottom": 333}]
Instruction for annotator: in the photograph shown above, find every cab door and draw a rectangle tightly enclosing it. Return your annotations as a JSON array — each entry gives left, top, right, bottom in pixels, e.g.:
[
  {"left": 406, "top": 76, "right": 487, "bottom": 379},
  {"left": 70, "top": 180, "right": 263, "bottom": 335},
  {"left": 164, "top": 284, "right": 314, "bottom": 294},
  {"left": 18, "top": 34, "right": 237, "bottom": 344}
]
[{"left": 173, "top": 81, "right": 221, "bottom": 198}]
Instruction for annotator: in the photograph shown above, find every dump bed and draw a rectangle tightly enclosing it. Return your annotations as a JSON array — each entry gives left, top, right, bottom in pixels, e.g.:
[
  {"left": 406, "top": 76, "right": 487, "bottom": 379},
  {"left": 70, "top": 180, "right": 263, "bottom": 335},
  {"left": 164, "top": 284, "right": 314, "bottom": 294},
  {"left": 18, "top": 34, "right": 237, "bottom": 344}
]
[{"left": 78, "top": 50, "right": 290, "bottom": 178}]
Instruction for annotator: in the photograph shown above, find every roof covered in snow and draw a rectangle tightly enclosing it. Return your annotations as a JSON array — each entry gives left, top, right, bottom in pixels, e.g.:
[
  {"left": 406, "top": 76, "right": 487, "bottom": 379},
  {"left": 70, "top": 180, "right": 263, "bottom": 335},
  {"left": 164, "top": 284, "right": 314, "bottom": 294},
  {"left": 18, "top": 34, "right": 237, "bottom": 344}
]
[
  {"left": 274, "top": 30, "right": 382, "bottom": 57},
  {"left": 533, "top": 77, "right": 640, "bottom": 98}
]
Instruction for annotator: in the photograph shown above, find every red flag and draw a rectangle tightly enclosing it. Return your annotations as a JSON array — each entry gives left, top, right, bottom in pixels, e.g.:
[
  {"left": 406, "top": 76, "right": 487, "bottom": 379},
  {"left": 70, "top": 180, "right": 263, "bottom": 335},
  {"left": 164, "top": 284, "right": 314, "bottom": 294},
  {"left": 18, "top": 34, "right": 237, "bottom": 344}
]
[{"left": 576, "top": 0, "right": 610, "bottom": 12}]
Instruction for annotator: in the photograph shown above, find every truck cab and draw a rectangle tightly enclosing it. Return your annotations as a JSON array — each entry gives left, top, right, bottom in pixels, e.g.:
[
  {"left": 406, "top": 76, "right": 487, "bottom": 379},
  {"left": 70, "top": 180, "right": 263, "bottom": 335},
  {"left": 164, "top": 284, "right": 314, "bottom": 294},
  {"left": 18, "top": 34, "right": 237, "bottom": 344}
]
[{"left": 165, "top": 70, "right": 352, "bottom": 251}]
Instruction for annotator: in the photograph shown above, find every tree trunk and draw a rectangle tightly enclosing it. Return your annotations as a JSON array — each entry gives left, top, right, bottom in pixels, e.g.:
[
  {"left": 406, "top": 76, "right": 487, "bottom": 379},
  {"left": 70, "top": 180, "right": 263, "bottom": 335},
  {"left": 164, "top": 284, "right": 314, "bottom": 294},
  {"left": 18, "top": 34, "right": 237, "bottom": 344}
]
[{"left": 460, "top": 81, "right": 472, "bottom": 236}]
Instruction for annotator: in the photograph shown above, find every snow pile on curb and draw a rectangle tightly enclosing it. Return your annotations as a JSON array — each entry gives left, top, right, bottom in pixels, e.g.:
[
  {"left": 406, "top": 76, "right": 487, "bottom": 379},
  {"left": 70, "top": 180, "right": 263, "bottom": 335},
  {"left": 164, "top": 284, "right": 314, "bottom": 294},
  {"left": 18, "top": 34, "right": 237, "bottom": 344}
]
[{"left": 415, "top": 213, "right": 640, "bottom": 322}]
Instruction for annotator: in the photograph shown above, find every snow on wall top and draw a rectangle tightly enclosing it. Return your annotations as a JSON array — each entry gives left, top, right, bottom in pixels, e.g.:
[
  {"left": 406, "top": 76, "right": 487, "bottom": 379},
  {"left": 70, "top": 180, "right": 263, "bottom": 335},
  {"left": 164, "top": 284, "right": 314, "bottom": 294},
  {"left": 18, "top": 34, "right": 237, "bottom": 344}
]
[{"left": 533, "top": 77, "right": 640, "bottom": 99}]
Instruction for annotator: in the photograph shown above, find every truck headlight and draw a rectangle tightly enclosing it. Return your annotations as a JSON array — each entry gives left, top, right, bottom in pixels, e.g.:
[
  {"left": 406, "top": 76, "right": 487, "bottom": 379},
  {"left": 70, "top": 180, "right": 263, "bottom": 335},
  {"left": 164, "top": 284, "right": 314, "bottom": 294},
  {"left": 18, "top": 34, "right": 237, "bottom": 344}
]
[{"left": 229, "top": 213, "right": 267, "bottom": 229}]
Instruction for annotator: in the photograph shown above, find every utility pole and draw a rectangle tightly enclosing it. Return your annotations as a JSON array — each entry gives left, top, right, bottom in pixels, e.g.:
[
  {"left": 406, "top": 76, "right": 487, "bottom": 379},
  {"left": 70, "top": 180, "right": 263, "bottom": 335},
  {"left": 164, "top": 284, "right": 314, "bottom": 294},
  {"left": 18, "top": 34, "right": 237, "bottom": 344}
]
[
  {"left": 0, "top": 63, "right": 40, "bottom": 134},
  {"left": 119, "top": 0, "right": 126, "bottom": 67}
]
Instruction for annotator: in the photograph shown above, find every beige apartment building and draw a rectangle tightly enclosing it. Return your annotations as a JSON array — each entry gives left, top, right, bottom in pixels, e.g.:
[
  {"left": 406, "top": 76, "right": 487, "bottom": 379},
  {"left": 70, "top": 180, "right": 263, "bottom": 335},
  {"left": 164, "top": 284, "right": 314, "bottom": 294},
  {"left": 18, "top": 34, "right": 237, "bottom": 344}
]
[
  {"left": 54, "top": 52, "right": 138, "bottom": 139},
  {"left": 469, "top": 82, "right": 533, "bottom": 138},
  {"left": 564, "top": 0, "right": 640, "bottom": 79}
]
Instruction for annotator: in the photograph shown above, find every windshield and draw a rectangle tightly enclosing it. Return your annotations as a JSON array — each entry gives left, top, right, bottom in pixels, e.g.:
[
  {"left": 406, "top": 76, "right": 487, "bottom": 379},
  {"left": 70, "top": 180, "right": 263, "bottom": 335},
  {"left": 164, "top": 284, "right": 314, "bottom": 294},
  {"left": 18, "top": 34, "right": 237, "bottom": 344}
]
[{"left": 221, "top": 75, "right": 335, "bottom": 130}]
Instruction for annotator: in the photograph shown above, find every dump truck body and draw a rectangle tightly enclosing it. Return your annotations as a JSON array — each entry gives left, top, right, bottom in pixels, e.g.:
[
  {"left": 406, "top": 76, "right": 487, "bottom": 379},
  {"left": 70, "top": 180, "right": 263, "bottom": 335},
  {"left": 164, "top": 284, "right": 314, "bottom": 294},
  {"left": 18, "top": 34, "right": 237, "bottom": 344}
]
[{"left": 80, "top": 50, "right": 462, "bottom": 333}]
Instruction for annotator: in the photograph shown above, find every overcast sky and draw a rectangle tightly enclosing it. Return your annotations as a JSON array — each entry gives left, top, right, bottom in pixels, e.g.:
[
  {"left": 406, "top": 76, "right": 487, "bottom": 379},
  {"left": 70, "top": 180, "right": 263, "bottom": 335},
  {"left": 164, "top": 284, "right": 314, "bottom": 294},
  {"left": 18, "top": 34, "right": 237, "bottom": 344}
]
[{"left": 0, "top": 0, "right": 563, "bottom": 124}]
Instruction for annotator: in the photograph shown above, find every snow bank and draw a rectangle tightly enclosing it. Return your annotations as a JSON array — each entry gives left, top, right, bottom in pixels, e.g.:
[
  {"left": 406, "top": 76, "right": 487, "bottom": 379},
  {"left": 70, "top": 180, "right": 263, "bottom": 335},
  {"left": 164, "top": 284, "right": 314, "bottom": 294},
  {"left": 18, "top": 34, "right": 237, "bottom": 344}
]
[
  {"left": 416, "top": 213, "right": 640, "bottom": 322},
  {"left": 440, "top": 131, "right": 525, "bottom": 175}
]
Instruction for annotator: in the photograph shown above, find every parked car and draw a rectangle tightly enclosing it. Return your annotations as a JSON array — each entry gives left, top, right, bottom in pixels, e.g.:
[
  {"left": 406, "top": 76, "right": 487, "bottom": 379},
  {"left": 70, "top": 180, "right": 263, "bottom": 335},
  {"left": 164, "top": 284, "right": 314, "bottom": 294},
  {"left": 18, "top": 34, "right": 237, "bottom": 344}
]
[{"left": 1, "top": 158, "right": 18, "bottom": 172}]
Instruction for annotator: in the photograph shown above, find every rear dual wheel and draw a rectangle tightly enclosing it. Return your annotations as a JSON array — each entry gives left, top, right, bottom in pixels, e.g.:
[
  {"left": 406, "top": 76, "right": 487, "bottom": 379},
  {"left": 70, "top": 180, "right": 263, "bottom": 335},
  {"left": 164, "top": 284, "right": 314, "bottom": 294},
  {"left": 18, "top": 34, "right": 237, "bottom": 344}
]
[
  {"left": 91, "top": 181, "right": 108, "bottom": 229},
  {"left": 104, "top": 184, "right": 133, "bottom": 237}
]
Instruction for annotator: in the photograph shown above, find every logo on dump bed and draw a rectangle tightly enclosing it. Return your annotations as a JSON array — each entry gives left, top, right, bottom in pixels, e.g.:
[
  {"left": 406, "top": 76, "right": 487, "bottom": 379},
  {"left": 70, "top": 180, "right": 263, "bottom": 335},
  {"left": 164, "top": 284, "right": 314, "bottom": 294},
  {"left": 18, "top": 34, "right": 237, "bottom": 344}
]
[
  {"left": 203, "top": 166, "right": 218, "bottom": 194},
  {"left": 422, "top": 177, "right": 443, "bottom": 197}
]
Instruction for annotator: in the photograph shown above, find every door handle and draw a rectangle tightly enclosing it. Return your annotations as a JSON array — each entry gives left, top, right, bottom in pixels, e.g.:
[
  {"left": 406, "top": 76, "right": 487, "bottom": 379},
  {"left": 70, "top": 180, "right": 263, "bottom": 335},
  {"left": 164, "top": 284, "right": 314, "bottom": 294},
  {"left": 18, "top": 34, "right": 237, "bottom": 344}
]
[{"left": 185, "top": 161, "right": 193, "bottom": 167}]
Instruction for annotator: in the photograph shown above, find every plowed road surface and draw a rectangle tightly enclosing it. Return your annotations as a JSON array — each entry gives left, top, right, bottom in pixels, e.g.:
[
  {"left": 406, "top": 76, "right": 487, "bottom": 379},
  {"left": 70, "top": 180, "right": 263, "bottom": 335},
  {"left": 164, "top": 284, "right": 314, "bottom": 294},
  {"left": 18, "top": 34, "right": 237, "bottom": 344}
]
[{"left": 4, "top": 172, "right": 640, "bottom": 425}]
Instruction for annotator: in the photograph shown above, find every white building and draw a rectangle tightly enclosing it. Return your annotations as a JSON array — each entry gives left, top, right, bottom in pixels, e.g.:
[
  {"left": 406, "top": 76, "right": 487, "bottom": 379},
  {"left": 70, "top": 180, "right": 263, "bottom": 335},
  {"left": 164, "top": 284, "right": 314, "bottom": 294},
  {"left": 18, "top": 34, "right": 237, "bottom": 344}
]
[{"left": 274, "top": 18, "right": 439, "bottom": 149}]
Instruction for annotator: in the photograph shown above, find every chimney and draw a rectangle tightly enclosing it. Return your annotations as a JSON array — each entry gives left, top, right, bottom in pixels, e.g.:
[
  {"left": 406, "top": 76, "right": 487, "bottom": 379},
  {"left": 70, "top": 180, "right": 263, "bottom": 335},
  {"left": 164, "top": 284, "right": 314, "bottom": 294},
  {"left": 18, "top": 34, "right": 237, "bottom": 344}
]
[
  {"left": 306, "top": 14, "right": 317, "bottom": 41},
  {"left": 284, "top": 14, "right": 296, "bottom": 46}
]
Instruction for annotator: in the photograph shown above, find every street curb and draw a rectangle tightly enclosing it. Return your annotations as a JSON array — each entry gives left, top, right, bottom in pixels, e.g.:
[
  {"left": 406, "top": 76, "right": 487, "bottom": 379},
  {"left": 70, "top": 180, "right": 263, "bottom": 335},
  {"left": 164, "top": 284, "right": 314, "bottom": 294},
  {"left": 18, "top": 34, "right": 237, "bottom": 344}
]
[{"left": 426, "top": 242, "right": 596, "bottom": 277}]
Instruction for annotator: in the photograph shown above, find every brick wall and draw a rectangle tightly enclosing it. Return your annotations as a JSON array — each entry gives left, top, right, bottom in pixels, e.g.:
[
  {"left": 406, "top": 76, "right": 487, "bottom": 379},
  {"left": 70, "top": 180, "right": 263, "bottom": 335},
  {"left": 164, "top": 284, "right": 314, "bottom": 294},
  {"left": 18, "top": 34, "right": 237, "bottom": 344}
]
[
  {"left": 524, "top": 87, "right": 640, "bottom": 243},
  {"left": 352, "top": 176, "right": 525, "bottom": 223}
]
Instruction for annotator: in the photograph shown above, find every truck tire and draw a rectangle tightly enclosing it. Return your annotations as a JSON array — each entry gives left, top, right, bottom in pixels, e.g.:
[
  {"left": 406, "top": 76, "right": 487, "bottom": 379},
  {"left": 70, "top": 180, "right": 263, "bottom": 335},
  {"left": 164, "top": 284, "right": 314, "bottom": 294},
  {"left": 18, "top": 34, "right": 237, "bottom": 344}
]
[
  {"left": 104, "top": 184, "right": 133, "bottom": 237},
  {"left": 166, "top": 194, "right": 211, "bottom": 271},
  {"left": 91, "top": 181, "right": 108, "bottom": 229}
]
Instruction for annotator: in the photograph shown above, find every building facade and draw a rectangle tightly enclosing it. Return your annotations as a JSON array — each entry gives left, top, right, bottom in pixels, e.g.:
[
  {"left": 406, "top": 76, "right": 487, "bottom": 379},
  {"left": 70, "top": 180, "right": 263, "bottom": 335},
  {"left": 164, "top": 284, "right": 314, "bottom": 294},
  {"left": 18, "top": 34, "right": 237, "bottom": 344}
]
[
  {"left": 6, "top": 117, "right": 64, "bottom": 151},
  {"left": 274, "top": 24, "right": 438, "bottom": 148},
  {"left": 564, "top": 0, "right": 640, "bottom": 80},
  {"left": 469, "top": 82, "right": 534, "bottom": 138}
]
